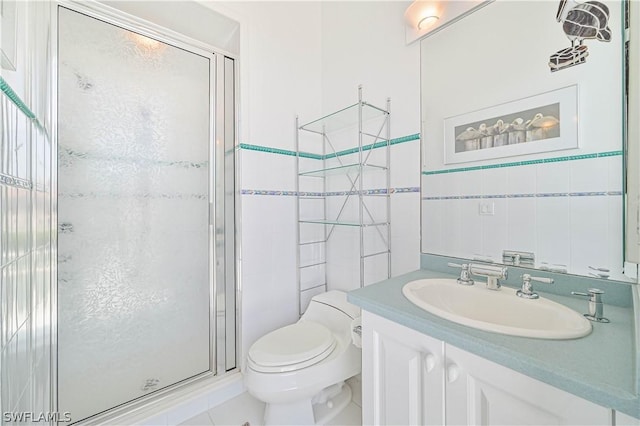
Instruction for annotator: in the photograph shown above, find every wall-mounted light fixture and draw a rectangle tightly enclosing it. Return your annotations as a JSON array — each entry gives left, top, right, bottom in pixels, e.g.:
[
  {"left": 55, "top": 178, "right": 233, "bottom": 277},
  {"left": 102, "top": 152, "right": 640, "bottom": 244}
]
[
  {"left": 404, "top": 0, "right": 494, "bottom": 44},
  {"left": 418, "top": 15, "right": 440, "bottom": 30}
]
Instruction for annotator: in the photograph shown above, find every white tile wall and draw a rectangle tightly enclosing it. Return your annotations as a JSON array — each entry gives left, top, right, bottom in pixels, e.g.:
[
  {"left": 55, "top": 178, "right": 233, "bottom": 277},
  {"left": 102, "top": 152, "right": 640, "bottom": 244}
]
[
  {"left": 569, "top": 196, "right": 609, "bottom": 276},
  {"left": 240, "top": 138, "right": 420, "bottom": 339},
  {"left": 506, "top": 198, "right": 537, "bottom": 254},
  {"left": 390, "top": 141, "right": 420, "bottom": 188},
  {"left": 608, "top": 196, "right": 625, "bottom": 279},
  {"left": 570, "top": 158, "right": 608, "bottom": 193},
  {"left": 536, "top": 197, "right": 571, "bottom": 268},
  {"left": 327, "top": 226, "right": 361, "bottom": 292},
  {"left": 240, "top": 194, "right": 298, "bottom": 360},
  {"left": 240, "top": 149, "right": 296, "bottom": 192},
  {"left": 481, "top": 198, "right": 508, "bottom": 261},
  {"left": 439, "top": 199, "right": 462, "bottom": 259},
  {"left": 459, "top": 170, "right": 483, "bottom": 196},
  {"left": 1, "top": 2, "right": 53, "bottom": 420},
  {"left": 508, "top": 164, "right": 536, "bottom": 195},
  {"left": 607, "top": 155, "right": 624, "bottom": 193},
  {"left": 422, "top": 199, "right": 444, "bottom": 256},
  {"left": 422, "top": 156, "right": 624, "bottom": 275},
  {"left": 482, "top": 167, "right": 508, "bottom": 196},
  {"left": 537, "top": 161, "right": 571, "bottom": 194},
  {"left": 390, "top": 192, "right": 420, "bottom": 276},
  {"left": 458, "top": 198, "right": 483, "bottom": 259}
]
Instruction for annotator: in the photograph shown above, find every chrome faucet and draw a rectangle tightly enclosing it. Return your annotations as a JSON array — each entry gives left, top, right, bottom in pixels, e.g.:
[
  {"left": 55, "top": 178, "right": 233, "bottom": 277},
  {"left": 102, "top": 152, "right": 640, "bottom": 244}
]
[
  {"left": 469, "top": 263, "right": 508, "bottom": 290},
  {"left": 447, "top": 262, "right": 474, "bottom": 286},
  {"left": 571, "top": 288, "right": 609, "bottom": 323},
  {"left": 517, "top": 274, "right": 554, "bottom": 299}
]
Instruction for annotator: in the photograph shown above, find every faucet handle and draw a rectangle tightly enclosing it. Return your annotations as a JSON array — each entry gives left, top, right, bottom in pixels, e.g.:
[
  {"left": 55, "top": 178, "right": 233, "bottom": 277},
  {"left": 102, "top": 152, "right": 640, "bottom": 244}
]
[
  {"left": 571, "top": 288, "right": 604, "bottom": 303},
  {"left": 524, "top": 274, "right": 554, "bottom": 284},
  {"left": 571, "top": 289, "right": 609, "bottom": 323},
  {"left": 516, "top": 274, "right": 554, "bottom": 299},
  {"left": 447, "top": 262, "right": 474, "bottom": 286}
]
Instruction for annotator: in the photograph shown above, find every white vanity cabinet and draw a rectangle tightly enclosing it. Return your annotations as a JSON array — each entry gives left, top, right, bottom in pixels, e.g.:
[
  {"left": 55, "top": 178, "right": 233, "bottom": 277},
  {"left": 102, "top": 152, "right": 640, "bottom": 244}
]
[
  {"left": 362, "top": 311, "right": 445, "bottom": 425},
  {"left": 362, "top": 311, "right": 613, "bottom": 425}
]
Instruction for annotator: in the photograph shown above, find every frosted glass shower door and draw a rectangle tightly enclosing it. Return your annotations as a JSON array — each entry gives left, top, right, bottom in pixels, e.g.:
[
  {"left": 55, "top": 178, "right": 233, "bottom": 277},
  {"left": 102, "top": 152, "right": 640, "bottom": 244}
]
[{"left": 57, "top": 7, "right": 212, "bottom": 422}]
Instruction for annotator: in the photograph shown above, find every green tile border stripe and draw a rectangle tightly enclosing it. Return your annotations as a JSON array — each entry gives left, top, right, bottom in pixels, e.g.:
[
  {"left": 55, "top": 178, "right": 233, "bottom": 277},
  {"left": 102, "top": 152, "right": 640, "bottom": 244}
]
[
  {"left": 0, "top": 76, "right": 37, "bottom": 120},
  {"left": 422, "top": 150, "right": 623, "bottom": 175},
  {"left": 239, "top": 143, "right": 323, "bottom": 160},
  {"left": 326, "top": 133, "right": 420, "bottom": 158},
  {"left": 239, "top": 143, "right": 298, "bottom": 157},
  {"left": 239, "top": 133, "right": 419, "bottom": 160}
]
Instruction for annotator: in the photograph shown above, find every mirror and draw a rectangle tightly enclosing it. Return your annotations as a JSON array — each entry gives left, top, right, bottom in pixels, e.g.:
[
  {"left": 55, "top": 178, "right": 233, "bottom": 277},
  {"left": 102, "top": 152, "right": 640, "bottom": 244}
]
[
  {"left": 420, "top": 0, "right": 634, "bottom": 281},
  {"left": 625, "top": 1, "right": 639, "bottom": 264}
]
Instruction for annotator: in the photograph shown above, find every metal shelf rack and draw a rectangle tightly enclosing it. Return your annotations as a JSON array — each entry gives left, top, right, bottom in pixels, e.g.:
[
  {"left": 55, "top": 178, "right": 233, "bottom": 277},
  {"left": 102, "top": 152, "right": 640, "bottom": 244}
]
[{"left": 295, "top": 86, "right": 391, "bottom": 315}]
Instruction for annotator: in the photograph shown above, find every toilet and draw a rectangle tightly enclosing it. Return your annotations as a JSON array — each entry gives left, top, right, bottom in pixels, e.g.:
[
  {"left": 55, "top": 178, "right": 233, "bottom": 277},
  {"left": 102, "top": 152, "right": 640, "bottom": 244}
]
[{"left": 244, "top": 290, "right": 361, "bottom": 425}]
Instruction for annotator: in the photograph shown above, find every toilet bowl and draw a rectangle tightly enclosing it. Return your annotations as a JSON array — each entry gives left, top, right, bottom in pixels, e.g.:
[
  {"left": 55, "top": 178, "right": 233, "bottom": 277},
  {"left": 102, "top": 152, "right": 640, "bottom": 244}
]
[{"left": 244, "top": 290, "right": 361, "bottom": 425}]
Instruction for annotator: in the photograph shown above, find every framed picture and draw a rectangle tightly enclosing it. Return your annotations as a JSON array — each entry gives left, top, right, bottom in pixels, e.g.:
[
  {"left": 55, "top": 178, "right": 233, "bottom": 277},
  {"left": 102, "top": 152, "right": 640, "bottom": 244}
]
[
  {"left": 444, "top": 85, "right": 578, "bottom": 164},
  {"left": 1, "top": 0, "right": 18, "bottom": 71}
]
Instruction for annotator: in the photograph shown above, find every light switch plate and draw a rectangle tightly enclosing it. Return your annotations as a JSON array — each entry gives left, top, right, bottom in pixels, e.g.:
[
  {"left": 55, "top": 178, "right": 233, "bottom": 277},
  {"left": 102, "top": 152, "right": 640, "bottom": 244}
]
[{"left": 479, "top": 202, "right": 495, "bottom": 216}]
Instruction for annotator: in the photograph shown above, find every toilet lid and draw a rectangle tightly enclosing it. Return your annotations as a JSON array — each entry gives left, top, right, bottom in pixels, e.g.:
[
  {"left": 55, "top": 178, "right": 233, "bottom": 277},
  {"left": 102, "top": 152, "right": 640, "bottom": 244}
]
[{"left": 248, "top": 321, "right": 336, "bottom": 372}]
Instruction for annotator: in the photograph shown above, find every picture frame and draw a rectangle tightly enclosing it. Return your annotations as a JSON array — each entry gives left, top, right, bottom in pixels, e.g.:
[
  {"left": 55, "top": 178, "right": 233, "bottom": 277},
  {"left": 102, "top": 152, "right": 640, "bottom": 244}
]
[
  {"left": 1, "top": 0, "right": 18, "bottom": 71},
  {"left": 444, "top": 85, "right": 578, "bottom": 165}
]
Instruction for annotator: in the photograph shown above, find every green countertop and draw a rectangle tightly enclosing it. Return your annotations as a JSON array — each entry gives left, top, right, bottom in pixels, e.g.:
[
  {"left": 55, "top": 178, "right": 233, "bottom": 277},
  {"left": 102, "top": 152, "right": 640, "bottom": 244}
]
[{"left": 348, "top": 267, "right": 640, "bottom": 418}]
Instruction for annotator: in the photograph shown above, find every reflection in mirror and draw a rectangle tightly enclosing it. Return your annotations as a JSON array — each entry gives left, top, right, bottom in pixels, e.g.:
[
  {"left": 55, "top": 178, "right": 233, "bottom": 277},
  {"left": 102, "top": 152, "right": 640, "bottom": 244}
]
[
  {"left": 420, "top": 0, "right": 634, "bottom": 282},
  {"left": 625, "top": 1, "right": 639, "bottom": 267}
]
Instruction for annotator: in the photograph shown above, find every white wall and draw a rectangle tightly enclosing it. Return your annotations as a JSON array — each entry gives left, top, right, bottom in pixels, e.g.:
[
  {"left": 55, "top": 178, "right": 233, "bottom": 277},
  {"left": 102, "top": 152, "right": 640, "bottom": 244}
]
[
  {"left": 420, "top": 0, "right": 625, "bottom": 279},
  {"left": 321, "top": 1, "right": 422, "bottom": 286},
  {"left": 203, "top": 0, "right": 423, "bottom": 358},
  {"left": 206, "top": 1, "right": 323, "bottom": 361}
]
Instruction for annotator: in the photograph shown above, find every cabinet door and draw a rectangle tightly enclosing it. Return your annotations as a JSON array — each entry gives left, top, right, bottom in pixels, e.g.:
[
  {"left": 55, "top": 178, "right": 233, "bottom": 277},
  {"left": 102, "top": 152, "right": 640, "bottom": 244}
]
[
  {"left": 445, "top": 345, "right": 612, "bottom": 425},
  {"left": 362, "top": 312, "right": 444, "bottom": 425}
]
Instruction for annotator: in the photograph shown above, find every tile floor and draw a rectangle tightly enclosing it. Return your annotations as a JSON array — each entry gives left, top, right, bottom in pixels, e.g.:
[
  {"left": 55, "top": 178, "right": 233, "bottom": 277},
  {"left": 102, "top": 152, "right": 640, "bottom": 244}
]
[{"left": 180, "top": 386, "right": 362, "bottom": 426}]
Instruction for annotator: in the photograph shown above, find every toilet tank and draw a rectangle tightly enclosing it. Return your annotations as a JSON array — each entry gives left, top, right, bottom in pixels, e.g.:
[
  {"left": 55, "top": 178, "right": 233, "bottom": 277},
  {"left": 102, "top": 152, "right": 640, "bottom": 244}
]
[{"left": 301, "top": 291, "right": 360, "bottom": 334}]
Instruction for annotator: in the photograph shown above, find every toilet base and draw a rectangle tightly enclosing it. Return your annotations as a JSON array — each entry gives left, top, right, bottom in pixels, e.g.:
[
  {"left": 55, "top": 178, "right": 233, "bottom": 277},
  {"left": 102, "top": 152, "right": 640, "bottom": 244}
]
[
  {"left": 263, "top": 382, "right": 352, "bottom": 425},
  {"left": 313, "top": 382, "right": 352, "bottom": 425}
]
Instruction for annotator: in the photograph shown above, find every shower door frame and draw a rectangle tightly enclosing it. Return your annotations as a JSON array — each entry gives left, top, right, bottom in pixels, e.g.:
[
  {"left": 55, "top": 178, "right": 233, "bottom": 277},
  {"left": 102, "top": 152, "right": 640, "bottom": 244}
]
[{"left": 50, "top": 1, "right": 239, "bottom": 422}]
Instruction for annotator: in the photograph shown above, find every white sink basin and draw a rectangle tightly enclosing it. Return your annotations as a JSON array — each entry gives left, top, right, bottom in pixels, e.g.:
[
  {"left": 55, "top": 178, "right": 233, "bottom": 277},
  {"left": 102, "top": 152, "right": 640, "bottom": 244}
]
[{"left": 402, "top": 278, "right": 592, "bottom": 339}]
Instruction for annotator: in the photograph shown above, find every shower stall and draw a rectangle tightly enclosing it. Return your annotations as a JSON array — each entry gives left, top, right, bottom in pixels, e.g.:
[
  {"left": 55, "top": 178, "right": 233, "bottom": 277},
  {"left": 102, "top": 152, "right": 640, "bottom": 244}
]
[{"left": 54, "top": 3, "right": 238, "bottom": 423}]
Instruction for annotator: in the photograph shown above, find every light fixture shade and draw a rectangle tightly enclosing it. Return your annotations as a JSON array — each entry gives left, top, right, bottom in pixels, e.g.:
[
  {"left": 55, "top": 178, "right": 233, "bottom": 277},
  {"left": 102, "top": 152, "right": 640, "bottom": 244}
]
[
  {"left": 404, "top": 0, "right": 494, "bottom": 44},
  {"left": 418, "top": 15, "right": 440, "bottom": 30}
]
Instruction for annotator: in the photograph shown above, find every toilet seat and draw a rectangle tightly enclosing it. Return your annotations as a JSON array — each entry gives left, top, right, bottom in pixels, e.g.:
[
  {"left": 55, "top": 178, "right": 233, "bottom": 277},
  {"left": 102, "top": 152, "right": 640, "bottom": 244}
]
[{"left": 248, "top": 321, "right": 337, "bottom": 373}]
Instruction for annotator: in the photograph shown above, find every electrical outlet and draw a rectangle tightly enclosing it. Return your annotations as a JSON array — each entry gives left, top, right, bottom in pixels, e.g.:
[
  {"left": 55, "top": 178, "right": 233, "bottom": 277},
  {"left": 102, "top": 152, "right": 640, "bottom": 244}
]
[{"left": 479, "top": 202, "right": 495, "bottom": 216}]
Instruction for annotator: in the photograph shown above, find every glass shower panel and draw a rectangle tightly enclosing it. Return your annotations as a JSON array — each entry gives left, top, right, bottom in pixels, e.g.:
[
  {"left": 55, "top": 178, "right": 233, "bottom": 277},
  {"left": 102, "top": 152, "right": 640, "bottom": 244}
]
[{"left": 57, "top": 7, "right": 211, "bottom": 422}]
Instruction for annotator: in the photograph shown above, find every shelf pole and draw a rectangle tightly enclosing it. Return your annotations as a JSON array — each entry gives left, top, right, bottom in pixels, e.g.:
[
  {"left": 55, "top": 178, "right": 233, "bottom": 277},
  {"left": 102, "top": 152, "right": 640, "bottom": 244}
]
[
  {"left": 295, "top": 115, "right": 302, "bottom": 316},
  {"left": 358, "top": 85, "right": 364, "bottom": 288},
  {"left": 322, "top": 124, "right": 328, "bottom": 296},
  {"left": 386, "top": 97, "right": 392, "bottom": 279}
]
